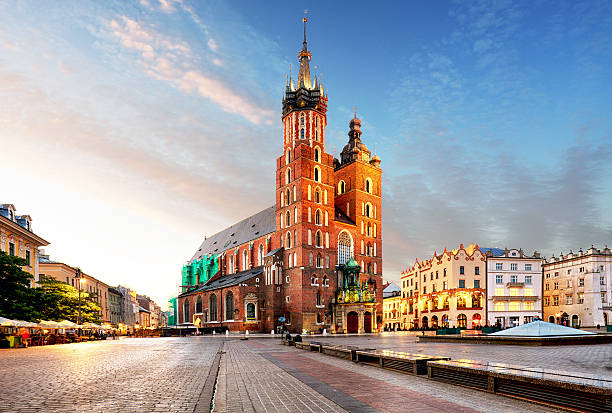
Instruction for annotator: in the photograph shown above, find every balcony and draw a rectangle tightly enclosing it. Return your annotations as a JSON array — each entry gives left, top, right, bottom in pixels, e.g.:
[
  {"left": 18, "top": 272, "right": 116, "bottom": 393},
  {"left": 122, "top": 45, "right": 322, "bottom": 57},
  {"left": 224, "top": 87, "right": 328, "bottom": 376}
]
[
  {"left": 492, "top": 295, "right": 539, "bottom": 301},
  {"left": 506, "top": 282, "right": 524, "bottom": 287}
]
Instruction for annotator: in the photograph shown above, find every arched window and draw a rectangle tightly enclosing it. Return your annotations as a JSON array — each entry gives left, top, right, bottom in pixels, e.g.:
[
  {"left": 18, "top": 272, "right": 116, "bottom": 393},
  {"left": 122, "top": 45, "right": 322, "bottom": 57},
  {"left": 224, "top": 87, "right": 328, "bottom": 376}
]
[
  {"left": 472, "top": 294, "right": 481, "bottom": 308},
  {"left": 286, "top": 231, "right": 291, "bottom": 249},
  {"left": 337, "top": 231, "right": 353, "bottom": 265},
  {"left": 300, "top": 113, "right": 305, "bottom": 127},
  {"left": 314, "top": 166, "right": 321, "bottom": 182},
  {"left": 338, "top": 180, "right": 346, "bottom": 195},
  {"left": 225, "top": 291, "right": 234, "bottom": 320},
  {"left": 258, "top": 244, "right": 264, "bottom": 266},
  {"left": 183, "top": 298, "right": 190, "bottom": 323},
  {"left": 293, "top": 186, "right": 296, "bottom": 202},
  {"left": 195, "top": 296, "right": 202, "bottom": 313},
  {"left": 300, "top": 128, "right": 305, "bottom": 139},
  {"left": 365, "top": 203, "right": 372, "bottom": 218},
  {"left": 367, "top": 222, "right": 372, "bottom": 236},
  {"left": 314, "top": 147, "right": 320, "bottom": 163},
  {"left": 323, "top": 275, "right": 329, "bottom": 287},
  {"left": 314, "top": 187, "right": 321, "bottom": 203},
  {"left": 457, "top": 295, "right": 466, "bottom": 308},
  {"left": 286, "top": 189, "right": 291, "bottom": 205},
  {"left": 209, "top": 294, "right": 217, "bottom": 321},
  {"left": 294, "top": 207, "right": 297, "bottom": 224},
  {"left": 308, "top": 185, "right": 312, "bottom": 200},
  {"left": 315, "top": 230, "right": 322, "bottom": 247},
  {"left": 314, "top": 116, "right": 319, "bottom": 141},
  {"left": 309, "top": 252, "right": 313, "bottom": 266},
  {"left": 286, "top": 168, "right": 291, "bottom": 184},
  {"left": 315, "top": 209, "right": 321, "bottom": 225},
  {"left": 316, "top": 254, "right": 322, "bottom": 268},
  {"left": 286, "top": 148, "right": 291, "bottom": 165},
  {"left": 317, "top": 312, "right": 322, "bottom": 323},
  {"left": 365, "top": 178, "right": 373, "bottom": 194},
  {"left": 457, "top": 313, "right": 467, "bottom": 328},
  {"left": 286, "top": 210, "right": 291, "bottom": 227},
  {"left": 246, "top": 302, "right": 256, "bottom": 319},
  {"left": 367, "top": 242, "right": 372, "bottom": 256},
  {"left": 316, "top": 291, "right": 322, "bottom": 306},
  {"left": 229, "top": 255, "right": 234, "bottom": 273},
  {"left": 243, "top": 249, "right": 248, "bottom": 270},
  {"left": 311, "top": 275, "right": 316, "bottom": 285}
]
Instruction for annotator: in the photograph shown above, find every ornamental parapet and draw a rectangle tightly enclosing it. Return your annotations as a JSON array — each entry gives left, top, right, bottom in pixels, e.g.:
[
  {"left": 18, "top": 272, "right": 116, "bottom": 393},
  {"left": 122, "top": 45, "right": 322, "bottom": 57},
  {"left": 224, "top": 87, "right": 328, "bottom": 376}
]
[{"left": 336, "top": 286, "right": 376, "bottom": 304}]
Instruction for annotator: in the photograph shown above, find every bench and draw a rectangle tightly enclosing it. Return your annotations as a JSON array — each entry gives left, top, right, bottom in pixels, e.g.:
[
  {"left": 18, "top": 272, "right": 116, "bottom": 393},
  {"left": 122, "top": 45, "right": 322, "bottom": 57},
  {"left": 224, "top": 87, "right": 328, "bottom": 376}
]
[
  {"left": 294, "top": 341, "right": 310, "bottom": 350},
  {"left": 427, "top": 359, "right": 612, "bottom": 412},
  {"left": 356, "top": 350, "right": 449, "bottom": 375},
  {"left": 321, "top": 344, "right": 359, "bottom": 361}
]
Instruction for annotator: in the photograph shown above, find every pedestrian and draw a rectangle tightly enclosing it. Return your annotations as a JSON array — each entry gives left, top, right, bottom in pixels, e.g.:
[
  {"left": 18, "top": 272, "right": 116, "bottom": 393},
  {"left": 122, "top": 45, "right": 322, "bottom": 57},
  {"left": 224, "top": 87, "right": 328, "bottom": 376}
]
[{"left": 20, "top": 329, "right": 30, "bottom": 348}]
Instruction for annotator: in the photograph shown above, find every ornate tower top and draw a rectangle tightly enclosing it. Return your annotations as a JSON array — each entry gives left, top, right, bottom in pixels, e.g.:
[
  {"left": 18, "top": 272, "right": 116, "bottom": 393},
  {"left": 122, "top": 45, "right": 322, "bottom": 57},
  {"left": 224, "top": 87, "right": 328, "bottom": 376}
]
[{"left": 282, "top": 18, "right": 327, "bottom": 118}]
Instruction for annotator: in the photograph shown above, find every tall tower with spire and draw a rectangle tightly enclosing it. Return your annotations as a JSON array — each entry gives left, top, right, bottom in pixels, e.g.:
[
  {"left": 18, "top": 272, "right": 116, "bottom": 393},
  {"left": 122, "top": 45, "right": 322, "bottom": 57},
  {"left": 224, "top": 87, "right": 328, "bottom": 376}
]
[{"left": 276, "top": 18, "right": 336, "bottom": 330}]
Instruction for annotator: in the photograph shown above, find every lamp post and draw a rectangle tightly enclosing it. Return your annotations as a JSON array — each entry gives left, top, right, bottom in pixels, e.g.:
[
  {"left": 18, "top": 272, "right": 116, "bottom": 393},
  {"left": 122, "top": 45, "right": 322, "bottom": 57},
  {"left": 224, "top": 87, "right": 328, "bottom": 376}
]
[{"left": 75, "top": 268, "right": 85, "bottom": 325}]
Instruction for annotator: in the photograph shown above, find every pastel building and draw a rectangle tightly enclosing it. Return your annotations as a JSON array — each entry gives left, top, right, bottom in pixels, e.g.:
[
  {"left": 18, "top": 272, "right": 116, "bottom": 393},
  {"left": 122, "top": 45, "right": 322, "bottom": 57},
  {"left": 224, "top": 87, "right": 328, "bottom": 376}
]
[
  {"left": 484, "top": 248, "right": 543, "bottom": 328},
  {"left": 39, "top": 254, "right": 111, "bottom": 324},
  {"left": 401, "top": 244, "right": 486, "bottom": 329},
  {"left": 542, "top": 246, "right": 612, "bottom": 327},
  {"left": 0, "top": 204, "right": 49, "bottom": 286}
]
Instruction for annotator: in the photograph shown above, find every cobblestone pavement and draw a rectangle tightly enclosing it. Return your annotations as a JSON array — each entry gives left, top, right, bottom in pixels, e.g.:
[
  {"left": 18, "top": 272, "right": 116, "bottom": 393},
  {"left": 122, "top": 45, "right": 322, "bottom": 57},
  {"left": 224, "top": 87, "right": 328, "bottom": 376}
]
[
  {"left": 245, "top": 339, "right": 563, "bottom": 413},
  {"left": 0, "top": 337, "right": 220, "bottom": 413},
  {"left": 213, "top": 340, "right": 346, "bottom": 412},
  {"left": 0, "top": 335, "right": 584, "bottom": 412},
  {"left": 309, "top": 333, "right": 612, "bottom": 377}
]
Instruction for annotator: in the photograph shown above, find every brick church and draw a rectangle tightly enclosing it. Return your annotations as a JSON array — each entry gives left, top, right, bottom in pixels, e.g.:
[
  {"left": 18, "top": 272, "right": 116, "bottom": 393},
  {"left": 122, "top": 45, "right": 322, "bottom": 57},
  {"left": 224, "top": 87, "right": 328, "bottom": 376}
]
[{"left": 177, "top": 20, "right": 383, "bottom": 334}]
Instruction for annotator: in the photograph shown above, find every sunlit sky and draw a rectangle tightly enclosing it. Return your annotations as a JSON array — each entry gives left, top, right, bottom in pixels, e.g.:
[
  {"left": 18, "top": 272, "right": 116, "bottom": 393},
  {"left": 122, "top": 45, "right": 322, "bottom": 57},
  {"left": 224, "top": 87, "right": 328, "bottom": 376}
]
[{"left": 2, "top": 1, "right": 611, "bottom": 309}]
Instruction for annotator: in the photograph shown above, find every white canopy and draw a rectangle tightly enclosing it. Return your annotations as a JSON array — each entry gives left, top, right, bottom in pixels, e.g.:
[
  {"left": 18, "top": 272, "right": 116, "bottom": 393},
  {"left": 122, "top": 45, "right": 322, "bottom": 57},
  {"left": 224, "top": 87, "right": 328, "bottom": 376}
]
[
  {"left": 489, "top": 320, "right": 595, "bottom": 337},
  {"left": 58, "top": 320, "right": 79, "bottom": 328},
  {"left": 0, "top": 317, "right": 18, "bottom": 327},
  {"left": 38, "top": 320, "right": 62, "bottom": 328}
]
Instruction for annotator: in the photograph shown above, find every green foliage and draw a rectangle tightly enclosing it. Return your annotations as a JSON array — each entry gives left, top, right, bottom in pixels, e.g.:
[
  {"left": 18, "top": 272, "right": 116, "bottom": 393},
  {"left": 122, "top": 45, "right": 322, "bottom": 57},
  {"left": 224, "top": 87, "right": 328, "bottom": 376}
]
[
  {"left": 36, "top": 276, "right": 101, "bottom": 323},
  {"left": 0, "top": 250, "right": 41, "bottom": 321},
  {"left": 0, "top": 250, "right": 102, "bottom": 323}
]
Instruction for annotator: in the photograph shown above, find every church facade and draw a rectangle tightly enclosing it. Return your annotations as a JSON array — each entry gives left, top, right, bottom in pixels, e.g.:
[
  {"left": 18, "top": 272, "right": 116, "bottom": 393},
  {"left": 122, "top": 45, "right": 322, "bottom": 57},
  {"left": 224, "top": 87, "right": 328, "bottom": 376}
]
[{"left": 176, "top": 21, "right": 383, "bottom": 334}]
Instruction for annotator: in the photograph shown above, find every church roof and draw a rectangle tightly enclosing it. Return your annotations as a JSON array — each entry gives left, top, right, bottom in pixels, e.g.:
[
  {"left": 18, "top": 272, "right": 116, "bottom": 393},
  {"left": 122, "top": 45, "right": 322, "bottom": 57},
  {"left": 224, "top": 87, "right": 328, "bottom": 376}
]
[
  {"left": 179, "top": 266, "right": 264, "bottom": 297},
  {"left": 489, "top": 320, "right": 595, "bottom": 337},
  {"left": 190, "top": 206, "right": 275, "bottom": 263},
  {"left": 334, "top": 206, "right": 355, "bottom": 225}
]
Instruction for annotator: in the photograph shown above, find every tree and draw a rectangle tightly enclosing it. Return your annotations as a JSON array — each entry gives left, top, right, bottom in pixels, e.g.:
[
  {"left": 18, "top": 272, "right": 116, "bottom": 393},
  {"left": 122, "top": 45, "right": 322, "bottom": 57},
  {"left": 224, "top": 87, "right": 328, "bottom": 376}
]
[
  {"left": 0, "top": 250, "right": 41, "bottom": 321},
  {"left": 36, "top": 276, "right": 101, "bottom": 323}
]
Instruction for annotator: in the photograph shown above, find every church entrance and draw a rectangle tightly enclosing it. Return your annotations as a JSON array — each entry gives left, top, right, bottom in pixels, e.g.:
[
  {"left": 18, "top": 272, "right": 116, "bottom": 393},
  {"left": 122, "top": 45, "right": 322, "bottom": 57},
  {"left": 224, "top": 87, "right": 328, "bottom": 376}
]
[
  {"left": 347, "top": 311, "right": 358, "bottom": 334},
  {"left": 364, "top": 311, "right": 372, "bottom": 333}
]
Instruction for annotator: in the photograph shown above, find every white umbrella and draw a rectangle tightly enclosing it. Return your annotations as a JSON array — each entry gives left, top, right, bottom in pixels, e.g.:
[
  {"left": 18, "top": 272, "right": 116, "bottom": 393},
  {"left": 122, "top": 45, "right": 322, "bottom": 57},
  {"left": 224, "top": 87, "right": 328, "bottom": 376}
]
[
  {"left": 58, "top": 320, "right": 78, "bottom": 328},
  {"left": 0, "top": 317, "right": 17, "bottom": 327},
  {"left": 38, "top": 320, "right": 61, "bottom": 328},
  {"left": 13, "top": 320, "right": 38, "bottom": 328}
]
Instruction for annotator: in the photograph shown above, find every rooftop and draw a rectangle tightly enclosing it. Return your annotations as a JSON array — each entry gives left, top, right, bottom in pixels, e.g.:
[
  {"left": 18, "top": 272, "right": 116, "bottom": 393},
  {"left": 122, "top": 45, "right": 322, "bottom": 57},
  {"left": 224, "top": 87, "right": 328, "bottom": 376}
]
[{"left": 189, "top": 206, "right": 276, "bottom": 263}]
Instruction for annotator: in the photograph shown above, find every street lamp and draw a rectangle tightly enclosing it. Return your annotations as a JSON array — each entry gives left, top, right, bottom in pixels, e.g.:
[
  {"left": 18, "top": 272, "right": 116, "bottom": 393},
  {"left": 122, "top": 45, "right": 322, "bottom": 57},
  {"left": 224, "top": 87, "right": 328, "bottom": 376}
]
[{"left": 75, "top": 268, "right": 86, "bottom": 325}]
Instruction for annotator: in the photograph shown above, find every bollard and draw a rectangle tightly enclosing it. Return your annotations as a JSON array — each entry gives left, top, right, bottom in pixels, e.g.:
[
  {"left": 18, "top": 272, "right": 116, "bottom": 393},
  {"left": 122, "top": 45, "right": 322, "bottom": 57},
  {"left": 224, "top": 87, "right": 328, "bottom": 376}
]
[
  {"left": 323, "top": 328, "right": 327, "bottom": 335},
  {"left": 226, "top": 330, "right": 229, "bottom": 336},
  {"left": 213, "top": 330, "right": 216, "bottom": 335},
  {"left": 246, "top": 330, "right": 249, "bottom": 336},
  {"left": 271, "top": 330, "right": 275, "bottom": 335}
]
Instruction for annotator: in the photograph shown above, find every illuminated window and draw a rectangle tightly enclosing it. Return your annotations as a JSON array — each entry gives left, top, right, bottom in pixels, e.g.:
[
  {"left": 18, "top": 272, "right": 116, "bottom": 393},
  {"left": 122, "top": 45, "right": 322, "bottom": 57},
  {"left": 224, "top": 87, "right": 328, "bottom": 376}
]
[
  {"left": 494, "top": 302, "right": 505, "bottom": 311},
  {"left": 524, "top": 288, "right": 534, "bottom": 296},
  {"left": 510, "top": 288, "right": 519, "bottom": 296},
  {"left": 337, "top": 231, "right": 352, "bottom": 265},
  {"left": 338, "top": 180, "right": 346, "bottom": 194},
  {"left": 524, "top": 302, "right": 534, "bottom": 311},
  {"left": 509, "top": 302, "right": 520, "bottom": 311}
]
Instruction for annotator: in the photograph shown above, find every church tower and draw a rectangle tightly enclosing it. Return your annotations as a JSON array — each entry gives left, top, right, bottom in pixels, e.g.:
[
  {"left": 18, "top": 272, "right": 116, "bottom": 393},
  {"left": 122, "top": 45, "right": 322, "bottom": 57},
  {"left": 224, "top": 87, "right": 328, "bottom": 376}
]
[{"left": 275, "top": 18, "right": 336, "bottom": 330}]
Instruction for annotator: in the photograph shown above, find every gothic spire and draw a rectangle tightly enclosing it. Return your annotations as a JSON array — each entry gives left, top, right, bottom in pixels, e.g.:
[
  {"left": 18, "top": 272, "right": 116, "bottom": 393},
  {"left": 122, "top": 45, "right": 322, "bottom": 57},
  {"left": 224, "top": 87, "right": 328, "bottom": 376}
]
[{"left": 297, "top": 17, "right": 312, "bottom": 89}]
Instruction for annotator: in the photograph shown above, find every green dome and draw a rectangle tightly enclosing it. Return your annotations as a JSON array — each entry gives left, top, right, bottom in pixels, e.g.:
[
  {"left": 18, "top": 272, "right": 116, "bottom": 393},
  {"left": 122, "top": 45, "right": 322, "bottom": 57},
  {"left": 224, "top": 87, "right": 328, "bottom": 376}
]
[{"left": 345, "top": 257, "right": 360, "bottom": 269}]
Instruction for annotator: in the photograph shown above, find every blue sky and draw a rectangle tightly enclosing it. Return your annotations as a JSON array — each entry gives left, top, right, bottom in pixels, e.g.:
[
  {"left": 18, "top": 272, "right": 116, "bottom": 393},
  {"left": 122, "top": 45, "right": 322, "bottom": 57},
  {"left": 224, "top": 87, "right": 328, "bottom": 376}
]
[{"left": 1, "top": 0, "right": 611, "bottom": 308}]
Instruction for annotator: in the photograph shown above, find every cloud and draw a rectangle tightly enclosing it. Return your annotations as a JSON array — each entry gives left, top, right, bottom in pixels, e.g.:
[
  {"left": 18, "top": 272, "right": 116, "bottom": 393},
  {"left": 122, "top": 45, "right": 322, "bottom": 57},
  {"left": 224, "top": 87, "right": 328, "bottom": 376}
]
[
  {"left": 207, "top": 38, "right": 218, "bottom": 52},
  {"left": 105, "top": 16, "right": 274, "bottom": 125}
]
